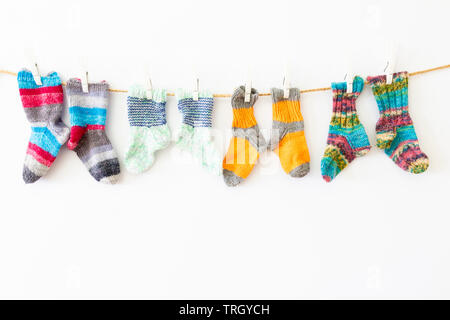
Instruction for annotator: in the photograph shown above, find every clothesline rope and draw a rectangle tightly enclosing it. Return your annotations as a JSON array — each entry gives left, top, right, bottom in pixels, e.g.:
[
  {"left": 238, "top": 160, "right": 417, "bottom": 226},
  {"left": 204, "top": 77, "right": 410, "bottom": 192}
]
[{"left": 1, "top": 64, "right": 449, "bottom": 97}]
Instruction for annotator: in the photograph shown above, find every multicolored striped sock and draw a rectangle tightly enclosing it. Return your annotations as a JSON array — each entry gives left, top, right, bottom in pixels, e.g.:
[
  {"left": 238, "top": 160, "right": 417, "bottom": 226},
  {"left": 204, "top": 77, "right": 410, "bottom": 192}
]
[
  {"left": 124, "top": 85, "right": 170, "bottom": 173},
  {"left": 321, "top": 76, "right": 371, "bottom": 182},
  {"left": 222, "top": 86, "right": 267, "bottom": 186},
  {"left": 18, "top": 69, "right": 69, "bottom": 183},
  {"left": 175, "top": 89, "right": 221, "bottom": 175},
  {"left": 269, "top": 88, "right": 310, "bottom": 178},
  {"left": 367, "top": 71, "right": 429, "bottom": 174},
  {"left": 66, "top": 79, "right": 120, "bottom": 184}
]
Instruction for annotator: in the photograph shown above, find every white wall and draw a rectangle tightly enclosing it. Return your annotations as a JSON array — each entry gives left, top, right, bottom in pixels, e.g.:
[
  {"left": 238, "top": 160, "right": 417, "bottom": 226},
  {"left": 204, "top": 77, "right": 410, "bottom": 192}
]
[{"left": 0, "top": 0, "right": 449, "bottom": 299}]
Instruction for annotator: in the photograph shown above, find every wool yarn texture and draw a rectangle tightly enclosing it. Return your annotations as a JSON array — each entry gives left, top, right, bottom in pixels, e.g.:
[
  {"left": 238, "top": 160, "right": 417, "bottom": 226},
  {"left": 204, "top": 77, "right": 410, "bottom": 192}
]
[
  {"left": 269, "top": 88, "right": 310, "bottom": 178},
  {"left": 175, "top": 89, "right": 222, "bottom": 175},
  {"left": 66, "top": 79, "right": 120, "bottom": 184},
  {"left": 18, "top": 69, "right": 70, "bottom": 183},
  {"left": 321, "top": 76, "right": 371, "bottom": 182},
  {"left": 367, "top": 71, "right": 429, "bottom": 174},
  {"left": 124, "top": 85, "right": 170, "bottom": 173},
  {"left": 222, "top": 86, "right": 267, "bottom": 187}
]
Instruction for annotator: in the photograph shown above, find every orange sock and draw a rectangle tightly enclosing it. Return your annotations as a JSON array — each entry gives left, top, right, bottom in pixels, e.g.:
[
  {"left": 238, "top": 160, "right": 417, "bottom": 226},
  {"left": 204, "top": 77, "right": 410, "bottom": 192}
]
[
  {"left": 222, "top": 86, "right": 266, "bottom": 187},
  {"left": 269, "top": 88, "right": 310, "bottom": 177}
]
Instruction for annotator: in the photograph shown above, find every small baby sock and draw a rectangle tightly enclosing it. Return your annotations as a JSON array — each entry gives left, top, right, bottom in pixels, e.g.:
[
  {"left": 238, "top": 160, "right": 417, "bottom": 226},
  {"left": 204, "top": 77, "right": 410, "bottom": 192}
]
[
  {"left": 269, "top": 88, "right": 310, "bottom": 178},
  {"left": 18, "top": 69, "right": 69, "bottom": 183},
  {"left": 175, "top": 89, "right": 221, "bottom": 175},
  {"left": 66, "top": 79, "right": 120, "bottom": 184},
  {"left": 222, "top": 86, "right": 267, "bottom": 186},
  {"left": 124, "top": 85, "right": 170, "bottom": 173},
  {"left": 367, "top": 71, "right": 429, "bottom": 174},
  {"left": 321, "top": 76, "right": 371, "bottom": 182}
]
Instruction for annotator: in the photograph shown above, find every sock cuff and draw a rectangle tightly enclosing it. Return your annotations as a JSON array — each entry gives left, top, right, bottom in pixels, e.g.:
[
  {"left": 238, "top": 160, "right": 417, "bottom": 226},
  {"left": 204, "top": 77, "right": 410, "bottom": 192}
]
[
  {"left": 331, "top": 76, "right": 364, "bottom": 95},
  {"left": 231, "top": 86, "right": 258, "bottom": 109},
  {"left": 176, "top": 89, "right": 213, "bottom": 100},
  {"left": 271, "top": 88, "right": 303, "bottom": 123},
  {"left": 367, "top": 71, "right": 409, "bottom": 112},
  {"left": 232, "top": 107, "right": 258, "bottom": 128},
  {"left": 128, "top": 84, "right": 166, "bottom": 103},
  {"left": 271, "top": 88, "right": 300, "bottom": 103},
  {"left": 177, "top": 89, "right": 214, "bottom": 128},
  {"left": 367, "top": 71, "right": 408, "bottom": 88},
  {"left": 127, "top": 90, "right": 167, "bottom": 128},
  {"left": 66, "top": 79, "right": 109, "bottom": 98},
  {"left": 17, "top": 69, "right": 61, "bottom": 89}
]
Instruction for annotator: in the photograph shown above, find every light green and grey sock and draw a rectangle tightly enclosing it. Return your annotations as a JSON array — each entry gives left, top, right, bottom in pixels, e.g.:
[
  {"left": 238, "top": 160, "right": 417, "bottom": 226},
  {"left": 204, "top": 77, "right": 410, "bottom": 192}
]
[
  {"left": 124, "top": 85, "right": 170, "bottom": 174},
  {"left": 176, "top": 89, "right": 222, "bottom": 175}
]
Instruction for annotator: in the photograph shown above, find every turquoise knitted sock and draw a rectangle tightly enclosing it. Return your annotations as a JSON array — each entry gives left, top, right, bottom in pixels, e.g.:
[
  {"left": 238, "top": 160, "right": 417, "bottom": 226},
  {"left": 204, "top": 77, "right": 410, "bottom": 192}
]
[
  {"left": 321, "top": 76, "right": 371, "bottom": 182},
  {"left": 124, "top": 85, "right": 170, "bottom": 174}
]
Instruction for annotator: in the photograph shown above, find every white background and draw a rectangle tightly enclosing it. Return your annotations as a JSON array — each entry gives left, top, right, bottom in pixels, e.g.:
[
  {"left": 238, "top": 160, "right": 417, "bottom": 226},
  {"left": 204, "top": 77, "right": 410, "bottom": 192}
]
[{"left": 0, "top": 0, "right": 449, "bottom": 299}]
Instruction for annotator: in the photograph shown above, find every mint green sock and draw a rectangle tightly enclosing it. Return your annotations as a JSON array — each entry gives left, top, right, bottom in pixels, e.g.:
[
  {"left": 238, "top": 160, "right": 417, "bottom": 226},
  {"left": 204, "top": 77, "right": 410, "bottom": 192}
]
[
  {"left": 176, "top": 89, "right": 222, "bottom": 175},
  {"left": 124, "top": 85, "right": 171, "bottom": 174}
]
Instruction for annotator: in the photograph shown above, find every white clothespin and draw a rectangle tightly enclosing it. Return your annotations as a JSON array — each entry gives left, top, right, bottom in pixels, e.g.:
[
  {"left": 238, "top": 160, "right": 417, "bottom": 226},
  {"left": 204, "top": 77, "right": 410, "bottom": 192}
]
[
  {"left": 146, "top": 77, "right": 153, "bottom": 100},
  {"left": 384, "top": 58, "right": 396, "bottom": 85},
  {"left": 25, "top": 49, "right": 42, "bottom": 85},
  {"left": 283, "top": 64, "right": 291, "bottom": 99},
  {"left": 343, "top": 56, "right": 354, "bottom": 93},
  {"left": 81, "top": 71, "right": 89, "bottom": 93},
  {"left": 345, "top": 71, "right": 354, "bottom": 94},
  {"left": 244, "top": 67, "right": 252, "bottom": 103},
  {"left": 344, "top": 60, "right": 354, "bottom": 93},
  {"left": 244, "top": 80, "right": 251, "bottom": 103},
  {"left": 79, "top": 57, "right": 89, "bottom": 93},
  {"left": 31, "top": 62, "right": 42, "bottom": 86},
  {"left": 384, "top": 43, "right": 398, "bottom": 85},
  {"left": 193, "top": 77, "right": 199, "bottom": 101}
]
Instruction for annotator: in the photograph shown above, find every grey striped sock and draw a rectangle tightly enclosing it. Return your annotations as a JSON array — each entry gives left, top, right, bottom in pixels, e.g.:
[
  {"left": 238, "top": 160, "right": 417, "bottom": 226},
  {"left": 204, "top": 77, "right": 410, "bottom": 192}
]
[{"left": 66, "top": 79, "right": 120, "bottom": 184}]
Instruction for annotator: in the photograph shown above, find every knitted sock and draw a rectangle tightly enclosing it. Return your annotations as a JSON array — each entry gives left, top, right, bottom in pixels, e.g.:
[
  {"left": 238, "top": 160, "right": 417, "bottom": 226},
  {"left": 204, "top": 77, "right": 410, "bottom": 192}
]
[
  {"left": 18, "top": 69, "right": 69, "bottom": 183},
  {"left": 367, "top": 71, "right": 429, "bottom": 174},
  {"left": 269, "top": 88, "right": 310, "bottom": 177},
  {"left": 321, "top": 76, "right": 371, "bottom": 182},
  {"left": 124, "top": 85, "right": 170, "bottom": 174},
  {"left": 175, "top": 89, "right": 221, "bottom": 175},
  {"left": 222, "top": 86, "right": 267, "bottom": 186},
  {"left": 66, "top": 79, "right": 120, "bottom": 184}
]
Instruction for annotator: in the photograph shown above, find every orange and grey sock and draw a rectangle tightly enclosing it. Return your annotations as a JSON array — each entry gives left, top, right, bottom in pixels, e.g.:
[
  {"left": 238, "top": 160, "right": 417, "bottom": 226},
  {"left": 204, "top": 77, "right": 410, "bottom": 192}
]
[
  {"left": 222, "top": 86, "right": 266, "bottom": 187},
  {"left": 269, "top": 88, "right": 310, "bottom": 177}
]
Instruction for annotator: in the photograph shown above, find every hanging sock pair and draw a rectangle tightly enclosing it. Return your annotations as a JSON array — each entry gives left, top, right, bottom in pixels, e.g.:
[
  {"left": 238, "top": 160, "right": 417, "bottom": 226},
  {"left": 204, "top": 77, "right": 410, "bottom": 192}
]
[
  {"left": 124, "top": 86, "right": 170, "bottom": 173},
  {"left": 222, "top": 86, "right": 310, "bottom": 186},
  {"left": 18, "top": 70, "right": 120, "bottom": 184},
  {"left": 124, "top": 88, "right": 221, "bottom": 175},
  {"left": 321, "top": 72, "right": 429, "bottom": 182}
]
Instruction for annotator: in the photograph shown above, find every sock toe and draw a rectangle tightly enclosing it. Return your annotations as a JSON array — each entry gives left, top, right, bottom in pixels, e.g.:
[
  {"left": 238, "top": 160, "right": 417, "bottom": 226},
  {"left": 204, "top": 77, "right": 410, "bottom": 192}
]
[
  {"left": 321, "top": 157, "right": 339, "bottom": 182},
  {"left": 125, "top": 154, "right": 155, "bottom": 174},
  {"left": 289, "top": 162, "right": 310, "bottom": 178},
  {"left": 409, "top": 155, "right": 429, "bottom": 174},
  {"left": 100, "top": 174, "right": 120, "bottom": 184},
  {"left": 223, "top": 169, "right": 244, "bottom": 187},
  {"left": 23, "top": 166, "right": 41, "bottom": 184}
]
